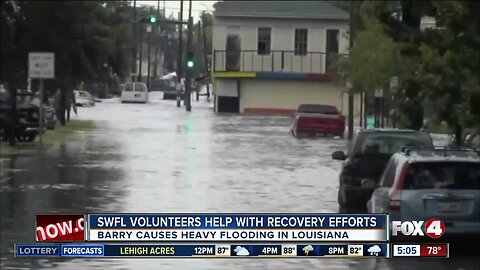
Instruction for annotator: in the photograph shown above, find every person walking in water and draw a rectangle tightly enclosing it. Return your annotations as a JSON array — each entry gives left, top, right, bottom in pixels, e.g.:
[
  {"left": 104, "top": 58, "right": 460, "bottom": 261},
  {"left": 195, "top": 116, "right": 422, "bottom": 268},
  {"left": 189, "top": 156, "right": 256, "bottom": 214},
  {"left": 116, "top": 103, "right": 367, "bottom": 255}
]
[
  {"left": 53, "top": 88, "right": 65, "bottom": 125},
  {"left": 54, "top": 87, "right": 77, "bottom": 125},
  {"left": 65, "top": 90, "right": 76, "bottom": 122}
]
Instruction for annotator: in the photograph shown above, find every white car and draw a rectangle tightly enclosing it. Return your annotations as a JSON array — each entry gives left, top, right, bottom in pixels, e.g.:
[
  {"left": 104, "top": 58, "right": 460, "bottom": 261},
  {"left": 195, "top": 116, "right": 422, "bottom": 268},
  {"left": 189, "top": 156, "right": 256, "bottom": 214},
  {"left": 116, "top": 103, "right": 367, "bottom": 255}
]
[
  {"left": 74, "top": 90, "right": 95, "bottom": 107},
  {"left": 121, "top": 82, "right": 149, "bottom": 103}
]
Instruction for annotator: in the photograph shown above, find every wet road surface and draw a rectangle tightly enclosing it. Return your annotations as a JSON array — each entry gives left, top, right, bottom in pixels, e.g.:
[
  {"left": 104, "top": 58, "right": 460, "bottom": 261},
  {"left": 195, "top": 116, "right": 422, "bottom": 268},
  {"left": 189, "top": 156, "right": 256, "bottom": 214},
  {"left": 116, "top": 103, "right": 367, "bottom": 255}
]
[{"left": 1, "top": 93, "right": 477, "bottom": 270}]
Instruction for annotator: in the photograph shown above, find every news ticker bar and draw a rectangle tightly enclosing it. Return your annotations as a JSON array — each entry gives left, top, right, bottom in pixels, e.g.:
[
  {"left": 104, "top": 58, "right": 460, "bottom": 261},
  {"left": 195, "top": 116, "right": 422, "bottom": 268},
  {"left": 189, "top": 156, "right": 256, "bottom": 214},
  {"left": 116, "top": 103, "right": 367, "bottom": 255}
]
[
  {"left": 14, "top": 243, "right": 450, "bottom": 258},
  {"left": 16, "top": 243, "right": 389, "bottom": 258}
]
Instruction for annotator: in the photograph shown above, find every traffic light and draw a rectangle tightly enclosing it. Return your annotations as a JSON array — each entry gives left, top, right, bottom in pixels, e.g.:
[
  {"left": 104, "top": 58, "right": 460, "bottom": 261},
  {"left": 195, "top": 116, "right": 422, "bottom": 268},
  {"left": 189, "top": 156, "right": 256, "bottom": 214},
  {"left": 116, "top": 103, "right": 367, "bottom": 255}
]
[
  {"left": 149, "top": 16, "right": 156, "bottom": 23},
  {"left": 187, "top": 52, "right": 194, "bottom": 68}
]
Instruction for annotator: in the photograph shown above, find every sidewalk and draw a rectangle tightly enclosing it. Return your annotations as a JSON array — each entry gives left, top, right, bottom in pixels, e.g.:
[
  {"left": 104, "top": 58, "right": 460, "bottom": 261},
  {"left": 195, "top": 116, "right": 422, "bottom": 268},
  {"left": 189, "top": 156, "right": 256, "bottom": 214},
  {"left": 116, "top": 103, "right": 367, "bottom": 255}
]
[{"left": 0, "top": 119, "right": 95, "bottom": 157}]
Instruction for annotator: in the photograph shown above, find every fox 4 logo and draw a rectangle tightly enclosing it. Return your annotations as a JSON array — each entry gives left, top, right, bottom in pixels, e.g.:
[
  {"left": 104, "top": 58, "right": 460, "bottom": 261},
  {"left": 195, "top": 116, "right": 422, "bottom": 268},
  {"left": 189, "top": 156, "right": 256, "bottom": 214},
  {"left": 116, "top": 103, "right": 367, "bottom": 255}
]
[{"left": 392, "top": 218, "right": 445, "bottom": 238}]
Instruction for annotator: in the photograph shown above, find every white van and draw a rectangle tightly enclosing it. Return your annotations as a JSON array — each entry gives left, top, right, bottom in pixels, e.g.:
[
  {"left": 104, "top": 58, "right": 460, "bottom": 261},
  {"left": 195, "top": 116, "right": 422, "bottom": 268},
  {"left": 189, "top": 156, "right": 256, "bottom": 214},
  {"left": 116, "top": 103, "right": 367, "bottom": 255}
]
[{"left": 121, "top": 82, "right": 149, "bottom": 103}]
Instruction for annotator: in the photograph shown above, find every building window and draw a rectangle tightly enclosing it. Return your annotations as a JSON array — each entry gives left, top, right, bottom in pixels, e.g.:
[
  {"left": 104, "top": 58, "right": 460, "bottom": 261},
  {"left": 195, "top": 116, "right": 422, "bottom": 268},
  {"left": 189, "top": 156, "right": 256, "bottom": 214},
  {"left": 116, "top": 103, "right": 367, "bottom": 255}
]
[
  {"left": 294, "top": 29, "right": 308, "bottom": 55},
  {"left": 257, "top": 27, "right": 271, "bottom": 55}
]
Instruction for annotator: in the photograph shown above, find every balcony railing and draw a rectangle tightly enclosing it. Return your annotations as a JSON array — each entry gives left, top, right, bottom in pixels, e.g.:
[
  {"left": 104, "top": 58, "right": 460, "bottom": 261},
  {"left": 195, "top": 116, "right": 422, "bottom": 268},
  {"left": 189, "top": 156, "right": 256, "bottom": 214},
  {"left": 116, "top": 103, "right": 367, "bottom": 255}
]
[{"left": 213, "top": 50, "right": 345, "bottom": 73}]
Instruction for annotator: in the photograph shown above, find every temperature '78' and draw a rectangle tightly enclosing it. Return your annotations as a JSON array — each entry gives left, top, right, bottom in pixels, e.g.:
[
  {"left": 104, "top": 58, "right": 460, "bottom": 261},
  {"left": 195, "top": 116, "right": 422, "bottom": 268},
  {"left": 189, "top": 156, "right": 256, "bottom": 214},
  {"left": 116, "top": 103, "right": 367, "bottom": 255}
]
[{"left": 427, "top": 246, "right": 441, "bottom": 255}]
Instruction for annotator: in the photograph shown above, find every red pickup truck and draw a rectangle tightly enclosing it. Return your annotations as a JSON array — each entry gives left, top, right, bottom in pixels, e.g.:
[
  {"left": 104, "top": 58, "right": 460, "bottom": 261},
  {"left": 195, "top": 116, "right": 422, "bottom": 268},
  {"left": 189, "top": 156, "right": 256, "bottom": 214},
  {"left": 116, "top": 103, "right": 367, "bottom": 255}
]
[{"left": 290, "top": 104, "right": 345, "bottom": 138}]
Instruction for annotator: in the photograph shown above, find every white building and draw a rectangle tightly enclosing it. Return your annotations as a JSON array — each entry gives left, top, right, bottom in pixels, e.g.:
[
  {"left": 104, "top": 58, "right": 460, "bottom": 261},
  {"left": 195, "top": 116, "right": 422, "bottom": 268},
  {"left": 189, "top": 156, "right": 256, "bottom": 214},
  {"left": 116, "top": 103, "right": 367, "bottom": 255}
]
[{"left": 212, "top": 1, "right": 362, "bottom": 115}]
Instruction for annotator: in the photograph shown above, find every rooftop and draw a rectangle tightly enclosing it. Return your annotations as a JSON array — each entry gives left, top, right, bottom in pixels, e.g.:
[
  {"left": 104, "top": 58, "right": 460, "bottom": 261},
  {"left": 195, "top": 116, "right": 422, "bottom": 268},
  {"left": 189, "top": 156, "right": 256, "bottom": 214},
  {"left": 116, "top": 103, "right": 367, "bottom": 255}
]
[{"left": 213, "top": 1, "right": 349, "bottom": 20}]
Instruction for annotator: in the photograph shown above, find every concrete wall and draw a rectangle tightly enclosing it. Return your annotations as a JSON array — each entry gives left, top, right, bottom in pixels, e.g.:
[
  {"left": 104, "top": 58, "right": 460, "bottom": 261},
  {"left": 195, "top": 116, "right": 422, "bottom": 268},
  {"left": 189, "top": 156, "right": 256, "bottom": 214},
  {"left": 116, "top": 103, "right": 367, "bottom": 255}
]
[
  {"left": 213, "top": 17, "right": 349, "bottom": 73},
  {"left": 229, "top": 79, "right": 362, "bottom": 115}
]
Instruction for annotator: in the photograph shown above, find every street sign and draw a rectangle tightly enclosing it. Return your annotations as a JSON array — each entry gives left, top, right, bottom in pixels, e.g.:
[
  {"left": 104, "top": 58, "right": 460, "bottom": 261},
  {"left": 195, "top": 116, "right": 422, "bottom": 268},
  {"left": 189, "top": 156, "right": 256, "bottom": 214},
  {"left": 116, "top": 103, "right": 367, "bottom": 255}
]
[
  {"left": 28, "top": 52, "right": 55, "bottom": 79},
  {"left": 390, "top": 76, "right": 398, "bottom": 93},
  {"left": 374, "top": 88, "right": 384, "bottom": 98},
  {"left": 346, "top": 80, "right": 353, "bottom": 89}
]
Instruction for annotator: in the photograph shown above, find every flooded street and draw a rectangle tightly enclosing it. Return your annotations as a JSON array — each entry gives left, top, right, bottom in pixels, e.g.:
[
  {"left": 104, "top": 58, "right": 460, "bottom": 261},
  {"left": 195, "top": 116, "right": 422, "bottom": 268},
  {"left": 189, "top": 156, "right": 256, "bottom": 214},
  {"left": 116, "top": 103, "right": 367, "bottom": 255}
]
[{"left": 0, "top": 93, "right": 477, "bottom": 270}]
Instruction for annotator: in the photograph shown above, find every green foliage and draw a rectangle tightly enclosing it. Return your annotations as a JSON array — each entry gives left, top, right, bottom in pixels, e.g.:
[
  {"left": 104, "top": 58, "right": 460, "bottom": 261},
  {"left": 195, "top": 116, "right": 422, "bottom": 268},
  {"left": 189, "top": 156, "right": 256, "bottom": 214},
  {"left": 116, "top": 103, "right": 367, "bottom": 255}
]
[
  {"left": 340, "top": 21, "right": 400, "bottom": 94},
  {"left": 0, "top": 1, "right": 134, "bottom": 89},
  {"left": 416, "top": 1, "right": 480, "bottom": 130},
  {"left": 341, "top": 0, "right": 479, "bottom": 132}
]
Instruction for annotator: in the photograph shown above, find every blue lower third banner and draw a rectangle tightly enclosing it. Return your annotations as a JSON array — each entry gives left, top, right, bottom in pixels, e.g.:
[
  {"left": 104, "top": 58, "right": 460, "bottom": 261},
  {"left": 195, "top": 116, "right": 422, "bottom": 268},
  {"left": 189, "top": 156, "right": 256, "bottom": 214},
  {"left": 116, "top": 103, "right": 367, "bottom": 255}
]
[{"left": 14, "top": 244, "right": 389, "bottom": 258}]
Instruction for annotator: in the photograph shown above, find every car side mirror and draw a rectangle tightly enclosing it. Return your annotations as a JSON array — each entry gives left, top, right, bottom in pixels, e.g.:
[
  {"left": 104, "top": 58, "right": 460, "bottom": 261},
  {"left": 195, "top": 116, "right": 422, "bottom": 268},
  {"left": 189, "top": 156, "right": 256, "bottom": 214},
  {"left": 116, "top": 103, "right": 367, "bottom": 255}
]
[
  {"left": 332, "top": 151, "right": 346, "bottom": 160},
  {"left": 361, "top": 178, "right": 377, "bottom": 189}
]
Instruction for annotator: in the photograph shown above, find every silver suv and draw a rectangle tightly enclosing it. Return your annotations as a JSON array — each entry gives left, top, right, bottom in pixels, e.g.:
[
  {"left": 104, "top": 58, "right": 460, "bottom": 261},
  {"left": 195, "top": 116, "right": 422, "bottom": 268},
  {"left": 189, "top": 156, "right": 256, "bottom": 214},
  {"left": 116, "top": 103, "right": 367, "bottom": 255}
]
[{"left": 367, "top": 148, "right": 480, "bottom": 237}]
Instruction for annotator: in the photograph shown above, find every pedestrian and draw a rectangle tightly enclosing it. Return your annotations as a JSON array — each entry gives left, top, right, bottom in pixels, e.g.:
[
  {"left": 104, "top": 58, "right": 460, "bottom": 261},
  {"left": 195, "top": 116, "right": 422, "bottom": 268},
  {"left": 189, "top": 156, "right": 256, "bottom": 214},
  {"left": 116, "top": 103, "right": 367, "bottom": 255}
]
[
  {"left": 65, "top": 90, "right": 75, "bottom": 122},
  {"left": 53, "top": 88, "right": 64, "bottom": 124}
]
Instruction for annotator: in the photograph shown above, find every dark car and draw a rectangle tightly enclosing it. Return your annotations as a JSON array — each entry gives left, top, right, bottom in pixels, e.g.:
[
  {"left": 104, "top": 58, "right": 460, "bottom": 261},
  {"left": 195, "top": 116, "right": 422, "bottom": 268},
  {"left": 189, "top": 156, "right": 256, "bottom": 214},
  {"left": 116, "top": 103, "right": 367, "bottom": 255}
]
[
  {"left": 0, "top": 87, "right": 42, "bottom": 142},
  {"left": 331, "top": 129, "right": 434, "bottom": 207},
  {"left": 290, "top": 104, "right": 345, "bottom": 138}
]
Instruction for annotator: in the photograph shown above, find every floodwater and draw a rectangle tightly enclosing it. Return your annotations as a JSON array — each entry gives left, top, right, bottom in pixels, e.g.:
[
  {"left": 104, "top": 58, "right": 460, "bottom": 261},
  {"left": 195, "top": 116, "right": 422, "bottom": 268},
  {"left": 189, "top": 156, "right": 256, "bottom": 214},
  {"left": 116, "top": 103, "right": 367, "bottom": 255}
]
[{"left": 0, "top": 92, "right": 477, "bottom": 270}]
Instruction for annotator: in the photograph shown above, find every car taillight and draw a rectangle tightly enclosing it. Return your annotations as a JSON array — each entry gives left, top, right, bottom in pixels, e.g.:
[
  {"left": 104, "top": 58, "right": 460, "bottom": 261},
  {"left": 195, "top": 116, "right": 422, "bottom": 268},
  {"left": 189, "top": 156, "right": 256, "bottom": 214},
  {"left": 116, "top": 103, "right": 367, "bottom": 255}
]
[{"left": 388, "top": 163, "right": 409, "bottom": 211}]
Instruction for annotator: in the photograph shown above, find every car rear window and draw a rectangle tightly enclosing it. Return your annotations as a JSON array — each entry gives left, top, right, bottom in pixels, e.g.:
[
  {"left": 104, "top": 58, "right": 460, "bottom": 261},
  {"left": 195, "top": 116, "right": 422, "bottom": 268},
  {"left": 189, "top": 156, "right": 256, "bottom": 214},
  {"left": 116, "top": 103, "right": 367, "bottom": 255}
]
[
  {"left": 297, "top": 104, "right": 338, "bottom": 114},
  {"left": 135, "top": 84, "right": 146, "bottom": 92},
  {"left": 358, "top": 133, "right": 433, "bottom": 155},
  {"left": 403, "top": 162, "right": 480, "bottom": 190},
  {"left": 124, "top": 84, "right": 134, "bottom": 92}
]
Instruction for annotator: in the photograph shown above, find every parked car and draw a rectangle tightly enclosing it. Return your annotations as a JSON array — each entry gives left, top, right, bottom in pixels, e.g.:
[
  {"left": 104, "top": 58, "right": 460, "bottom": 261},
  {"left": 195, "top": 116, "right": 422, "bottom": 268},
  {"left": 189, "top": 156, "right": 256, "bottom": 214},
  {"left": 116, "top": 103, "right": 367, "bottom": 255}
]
[
  {"left": 163, "top": 80, "right": 180, "bottom": 100},
  {"left": 43, "top": 105, "right": 56, "bottom": 130},
  {"left": 290, "top": 104, "right": 345, "bottom": 138},
  {"left": 366, "top": 148, "right": 480, "bottom": 240},
  {"left": 31, "top": 94, "right": 56, "bottom": 130},
  {"left": 331, "top": 129, "right": 434, "bottom": 207},
  {"left": 74, "top": 90, "right": 95, "bottom": 107},
  {"left": 0, "top": 86, "right": 41, "bottom": 142},
  {"left": 448, "top": 129, "right": 479, "bottom": 149},
  {"left": 121, "top": 82, "right": 149, "bottom": 103}
]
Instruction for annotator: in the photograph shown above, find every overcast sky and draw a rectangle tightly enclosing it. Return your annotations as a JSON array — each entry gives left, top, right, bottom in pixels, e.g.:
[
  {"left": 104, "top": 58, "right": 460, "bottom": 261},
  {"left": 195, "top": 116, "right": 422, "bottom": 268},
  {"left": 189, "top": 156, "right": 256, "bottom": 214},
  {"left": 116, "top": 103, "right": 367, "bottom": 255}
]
[{"left": 137, "top": 1, "right": 216, "bottom": 21}]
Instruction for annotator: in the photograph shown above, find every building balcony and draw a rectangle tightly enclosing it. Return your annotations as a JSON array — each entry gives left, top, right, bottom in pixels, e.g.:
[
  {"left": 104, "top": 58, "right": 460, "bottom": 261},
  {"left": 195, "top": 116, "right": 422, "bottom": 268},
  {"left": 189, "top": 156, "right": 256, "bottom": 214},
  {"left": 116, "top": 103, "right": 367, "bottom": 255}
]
[{"left": 213, "top": 50, "right": 346, "bottom": 74}]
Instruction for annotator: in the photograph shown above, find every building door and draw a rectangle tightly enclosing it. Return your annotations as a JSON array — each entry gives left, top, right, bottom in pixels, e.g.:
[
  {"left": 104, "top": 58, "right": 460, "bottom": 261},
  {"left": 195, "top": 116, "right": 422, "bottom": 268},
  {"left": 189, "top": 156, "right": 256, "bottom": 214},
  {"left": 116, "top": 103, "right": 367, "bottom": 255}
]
[
  {"left": 325, "top": 29, "right": 339, "bottom": 72},
  {"left": 216, "top": 79, "right": 239, "bottom": 113},
  {"left": 225, "top": 26, "right": 241, "bottom": 71}
]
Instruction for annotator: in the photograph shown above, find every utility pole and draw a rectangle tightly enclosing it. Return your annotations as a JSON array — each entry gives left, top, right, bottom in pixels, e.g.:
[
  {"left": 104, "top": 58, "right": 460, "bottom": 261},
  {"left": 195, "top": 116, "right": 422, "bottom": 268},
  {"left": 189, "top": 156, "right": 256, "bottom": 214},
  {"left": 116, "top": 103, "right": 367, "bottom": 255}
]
[
  {"left": 176, "top": 0, "right": 184, "bottom": 107},
  {"left": 153, "top": 0, "right": 160, "bottom": 78},
  {"left": 132, "top": 0, "right": 137, "bottom": 82},
  {"left": 137, "top": 23, "right": 144, "bottom": 82},
  {"left": 202, "top": 19, "right": 210, "bottom": 101},
  {"left": 8, "top": 84, "right": 17, "bottom": 146},
  {"left": 147, "top": 23, "right": 152, "bottom": 91},
  {"left": 185, "top": 0, "right": 193, "bottom": 111},
  {"left": 196, "top": 21, "right": 201, "bottom": 101},
  {"left": 347, "top": 1, "right": 355, "bottom": 140}
]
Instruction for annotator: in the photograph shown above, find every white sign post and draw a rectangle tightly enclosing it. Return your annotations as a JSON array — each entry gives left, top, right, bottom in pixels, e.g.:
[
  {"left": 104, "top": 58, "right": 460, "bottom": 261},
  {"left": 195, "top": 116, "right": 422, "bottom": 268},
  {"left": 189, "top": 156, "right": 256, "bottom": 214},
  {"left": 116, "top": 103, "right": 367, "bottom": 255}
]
[{"left": 28, "top": 52, "right": 55, "bottom": 145}]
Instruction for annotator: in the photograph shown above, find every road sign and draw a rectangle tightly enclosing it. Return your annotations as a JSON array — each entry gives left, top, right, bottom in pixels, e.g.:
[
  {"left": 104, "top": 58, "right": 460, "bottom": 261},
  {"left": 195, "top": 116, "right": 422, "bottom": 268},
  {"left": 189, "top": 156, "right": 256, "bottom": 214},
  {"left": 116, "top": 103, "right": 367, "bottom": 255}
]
[
  {"left": 374, "top": 88, "right": 383, "bottom": 98},
  {"left": 346, "top": 80, "right": 352, "bottom": 89},
  {"left": 28, "top": 52, "right": 55, "bottom": 79},
  {"left": 390, "top": 77, "right": 398, "bottom": 93}
]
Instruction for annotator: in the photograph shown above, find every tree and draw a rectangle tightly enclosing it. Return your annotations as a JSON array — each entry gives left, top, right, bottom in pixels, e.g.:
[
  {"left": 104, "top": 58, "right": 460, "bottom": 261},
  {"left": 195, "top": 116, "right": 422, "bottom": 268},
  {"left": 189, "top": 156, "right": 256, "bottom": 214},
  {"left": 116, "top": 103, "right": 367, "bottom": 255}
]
[
  {"left": 1, "top": 1, "right": 135, "bottom": 125},
  {"left": 416, "top": 1, "right": 480, "bottom": 144},
  {"left": 340, "top": 0, "right": 479, "bottom": 132}
]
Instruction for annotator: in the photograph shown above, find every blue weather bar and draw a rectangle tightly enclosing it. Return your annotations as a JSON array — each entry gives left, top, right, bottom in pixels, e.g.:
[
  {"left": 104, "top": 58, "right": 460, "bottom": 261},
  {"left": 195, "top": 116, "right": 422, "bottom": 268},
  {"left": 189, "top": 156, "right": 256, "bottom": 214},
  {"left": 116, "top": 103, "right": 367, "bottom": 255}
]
[{"left": 87, "top": 214, "right": 387, "bottom": 229}]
